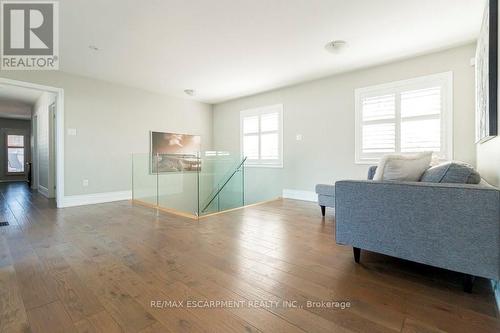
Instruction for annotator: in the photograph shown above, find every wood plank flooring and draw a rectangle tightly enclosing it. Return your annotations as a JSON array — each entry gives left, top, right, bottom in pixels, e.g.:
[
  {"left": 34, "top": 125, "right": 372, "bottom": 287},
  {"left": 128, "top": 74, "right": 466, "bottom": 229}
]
[{"left": 0, "top": 182, "right": 498, "bottom": 333}]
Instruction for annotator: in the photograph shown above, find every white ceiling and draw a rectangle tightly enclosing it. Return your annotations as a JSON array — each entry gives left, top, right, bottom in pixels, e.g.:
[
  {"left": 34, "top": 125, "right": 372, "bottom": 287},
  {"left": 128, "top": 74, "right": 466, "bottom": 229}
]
[
  {"left": 0, "top": 84, "right": 42, "bottom": 104},
  {"left": 0, "top": 84, "right": 42, "bottom": 119},
  {"left": 59, "top": 0, "right": 485, "bottom": 103},
  {"left": 0, "top": 99, "right": 32, "bottom": 120}
]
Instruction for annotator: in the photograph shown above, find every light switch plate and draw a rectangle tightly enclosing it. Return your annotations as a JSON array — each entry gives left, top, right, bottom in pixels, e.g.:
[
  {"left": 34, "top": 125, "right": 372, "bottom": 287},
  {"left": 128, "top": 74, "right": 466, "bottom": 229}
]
[
  {"left": 296, "top": 134, "right": 303, "bottom": 141},
  {"left": 82, "top": 179, "right": 89, "bottom": 187},
  {"left": 67, "top": 128, "right": 77, "bottom": 136}
]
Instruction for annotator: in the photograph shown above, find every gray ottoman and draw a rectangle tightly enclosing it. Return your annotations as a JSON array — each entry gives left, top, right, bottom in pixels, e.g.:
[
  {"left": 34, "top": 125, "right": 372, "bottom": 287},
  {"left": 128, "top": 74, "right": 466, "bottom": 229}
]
[{"left": 315, "top": 184, "right": 335, "bottom": 216}]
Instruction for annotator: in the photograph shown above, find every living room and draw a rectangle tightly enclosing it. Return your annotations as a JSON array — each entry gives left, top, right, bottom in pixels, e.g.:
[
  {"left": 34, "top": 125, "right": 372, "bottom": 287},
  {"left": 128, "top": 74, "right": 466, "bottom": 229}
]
[{"left": 0, "top": 1, "right": 499, "bottom": 332}]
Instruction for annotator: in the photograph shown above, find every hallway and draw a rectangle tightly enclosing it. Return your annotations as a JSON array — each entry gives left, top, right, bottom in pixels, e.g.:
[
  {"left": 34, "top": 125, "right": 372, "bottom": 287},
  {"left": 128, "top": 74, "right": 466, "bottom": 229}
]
[{"left": 0, "top": 181, "right": 55, "bottom": 228}]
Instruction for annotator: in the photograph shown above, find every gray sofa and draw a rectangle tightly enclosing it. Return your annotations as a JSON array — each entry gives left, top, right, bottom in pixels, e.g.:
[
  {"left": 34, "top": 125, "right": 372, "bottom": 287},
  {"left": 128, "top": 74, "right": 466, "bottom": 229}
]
[{"left": 335, "top": 166, "right": 500, "bottom": 292}]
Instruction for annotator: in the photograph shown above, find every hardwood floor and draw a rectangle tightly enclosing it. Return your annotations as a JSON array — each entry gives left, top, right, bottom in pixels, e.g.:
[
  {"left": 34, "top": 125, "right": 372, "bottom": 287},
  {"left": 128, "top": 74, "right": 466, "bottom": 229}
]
[{"left": 0, "top": 182, "right": 499, "bottom": 333}]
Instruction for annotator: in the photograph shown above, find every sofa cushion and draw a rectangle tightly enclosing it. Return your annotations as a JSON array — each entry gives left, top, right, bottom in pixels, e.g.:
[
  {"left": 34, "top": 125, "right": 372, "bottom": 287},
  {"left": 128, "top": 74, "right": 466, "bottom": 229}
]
[
  {"left": 318, "top": 194, "right": 335, "bottom": 208},
  {"left": 420, "top": 161, "right": 481, "bottom": 184},
  {"left": 315, "top": 184, "right": 335, "bottom": 196},
  {"left": 373, "top": 152, "right": 432, "bottom": 181}
]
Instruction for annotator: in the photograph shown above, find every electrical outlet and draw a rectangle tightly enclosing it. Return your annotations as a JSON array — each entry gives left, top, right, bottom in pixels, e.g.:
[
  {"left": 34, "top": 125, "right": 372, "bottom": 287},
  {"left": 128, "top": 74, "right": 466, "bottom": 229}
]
[
  {"left": 67, "top": 128, "right": 77, "bottom": 136},
  {"left": 82, "top": 179, "right": 89, "bottom": 187}
]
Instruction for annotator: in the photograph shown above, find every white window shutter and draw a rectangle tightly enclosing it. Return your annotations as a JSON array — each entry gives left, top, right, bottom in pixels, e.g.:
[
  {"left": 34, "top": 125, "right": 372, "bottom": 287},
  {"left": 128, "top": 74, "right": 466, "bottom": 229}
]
[
  {"left": 240, "top": 105, "right": 283, "bottom": 167},
  {"left": 360, "top": 94, "right": 396, "bottom": 157},
  {"left": 355, "top": 72, "right": 453, "bottom": 163}
]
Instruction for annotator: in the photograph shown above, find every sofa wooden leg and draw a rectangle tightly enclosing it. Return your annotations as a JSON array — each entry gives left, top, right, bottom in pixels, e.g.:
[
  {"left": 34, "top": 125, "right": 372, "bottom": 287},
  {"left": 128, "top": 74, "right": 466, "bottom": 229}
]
[
  {"left": 320, "top": 205, "right": 326, "bottom": 217},
  {"left": 463, "top": 274, "right": 475, "bottom": 293},
  {"left": 353, "top": 247, "right": 361, "bottom": 263}
]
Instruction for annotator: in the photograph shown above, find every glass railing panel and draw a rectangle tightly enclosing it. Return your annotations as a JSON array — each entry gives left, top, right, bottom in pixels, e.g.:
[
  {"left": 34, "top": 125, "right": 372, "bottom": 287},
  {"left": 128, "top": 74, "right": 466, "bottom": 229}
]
[
  {"left": 244, "top": 166, "right": 283, "bottom": 205},
  {"left": 156, "top": 153, "right": 199, "bottom": 217},
  {"left": 131, "top": 153, "right": 158, "bottom": 206},
  {"left": 200, "top": 194, "right": 219, "bottom": 215},
  {"left": 198, "top": 151, "right": 244, "bottom": 215},
  {"left": 132, "top": 150, "right": 281, "bottom": 218},
  {"left": 218, "top": 165, "right": 244, "bottom": 211}
]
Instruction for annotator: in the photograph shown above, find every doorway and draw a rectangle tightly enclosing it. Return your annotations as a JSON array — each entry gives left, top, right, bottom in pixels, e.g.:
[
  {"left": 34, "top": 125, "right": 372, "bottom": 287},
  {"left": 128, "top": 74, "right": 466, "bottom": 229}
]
[{"left": 0, "top": 78, "right": 64, "bottom": 206}]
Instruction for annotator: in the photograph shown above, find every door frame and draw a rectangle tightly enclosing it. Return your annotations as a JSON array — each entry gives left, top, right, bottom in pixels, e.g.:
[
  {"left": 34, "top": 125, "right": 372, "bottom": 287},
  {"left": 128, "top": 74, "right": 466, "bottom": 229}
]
[{"left": 0, "top": 77, "right": 65, "bottom": 207}]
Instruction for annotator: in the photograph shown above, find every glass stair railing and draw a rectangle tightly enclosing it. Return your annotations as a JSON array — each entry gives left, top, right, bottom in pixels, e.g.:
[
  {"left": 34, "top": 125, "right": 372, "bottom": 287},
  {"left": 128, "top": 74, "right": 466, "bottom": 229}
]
[
  {"left": 200, "top": 156, "right": 247, "bottom": 214},
  {"left": 132, "top": 151, "right": 271, "bottom": 219}
]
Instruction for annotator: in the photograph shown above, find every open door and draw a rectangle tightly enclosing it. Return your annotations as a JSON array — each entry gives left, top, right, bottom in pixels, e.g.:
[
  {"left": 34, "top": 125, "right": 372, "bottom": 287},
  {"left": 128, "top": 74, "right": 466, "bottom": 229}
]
[{"left": 48, "top": 102, "right": 56, "bottom": 198}]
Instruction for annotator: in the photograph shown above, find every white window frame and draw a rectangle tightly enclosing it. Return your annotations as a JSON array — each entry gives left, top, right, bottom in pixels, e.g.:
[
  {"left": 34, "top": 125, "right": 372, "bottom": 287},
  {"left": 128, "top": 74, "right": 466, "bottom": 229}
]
[
  {"left": 355, "top": 72, "right": 453, "bottom": 164},
  {"left": 240, "top": 104, "right": 283, "bottom": 168}
]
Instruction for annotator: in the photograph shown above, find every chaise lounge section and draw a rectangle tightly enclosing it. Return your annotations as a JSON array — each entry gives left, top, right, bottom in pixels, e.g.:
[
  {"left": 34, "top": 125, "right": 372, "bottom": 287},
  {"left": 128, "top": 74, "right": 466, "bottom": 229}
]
[{"left": 315, "top": 184, "right": 335, "bottom": 216}]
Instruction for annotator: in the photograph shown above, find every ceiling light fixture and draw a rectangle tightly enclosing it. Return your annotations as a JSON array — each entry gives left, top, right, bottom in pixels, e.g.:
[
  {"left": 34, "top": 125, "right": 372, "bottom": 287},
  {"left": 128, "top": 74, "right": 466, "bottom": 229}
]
[
  {"left": 88, "top": 45, "right": 99, "bottom": 51},
  {"left": 184, "top": 89, "right": 195, "bottom": 96},
  {"left": 324, "top": 40, "right": 347, "bottom": 54}
]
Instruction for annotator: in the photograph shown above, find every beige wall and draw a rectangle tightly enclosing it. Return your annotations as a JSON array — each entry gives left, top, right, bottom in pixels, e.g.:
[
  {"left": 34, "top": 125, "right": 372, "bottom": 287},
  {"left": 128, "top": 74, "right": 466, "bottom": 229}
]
[
  {"left": 213, "top": 44, "right": 477, "bottom": 194},
  {"left": 0, "top": 71, "right": 213, "bottom": 196}
]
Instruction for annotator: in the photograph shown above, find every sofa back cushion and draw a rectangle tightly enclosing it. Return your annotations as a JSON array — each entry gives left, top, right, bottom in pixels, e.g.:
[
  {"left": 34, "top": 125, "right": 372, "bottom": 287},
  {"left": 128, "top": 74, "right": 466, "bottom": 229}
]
[
  {"left": 420, "top": 161, "right": 481, "bottom": 184},
  {"left": 367, "top": 166, "right": 377, "bottom": 180},
  {"left": 373, "top": 152, "right": 433, "bottom": 181}
]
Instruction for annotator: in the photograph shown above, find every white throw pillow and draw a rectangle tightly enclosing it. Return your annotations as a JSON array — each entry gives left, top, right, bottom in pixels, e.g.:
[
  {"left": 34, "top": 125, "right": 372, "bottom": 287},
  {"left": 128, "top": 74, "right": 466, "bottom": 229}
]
[{"left": 373, "top": 152, "right": 433, "bottom": 181}]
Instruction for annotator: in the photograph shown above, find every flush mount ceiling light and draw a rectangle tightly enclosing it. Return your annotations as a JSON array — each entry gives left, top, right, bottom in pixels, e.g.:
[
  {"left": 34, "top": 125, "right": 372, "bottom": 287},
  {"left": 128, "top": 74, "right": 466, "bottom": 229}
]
[
  {"left": 88, "top": 45, "right": 99, "bottom": 51},
  {"left": 324, "top": 40, "right": 347, "bottom": 54},
  {"left": 184, "top": 89, "right": 195, "bottom": 96}
]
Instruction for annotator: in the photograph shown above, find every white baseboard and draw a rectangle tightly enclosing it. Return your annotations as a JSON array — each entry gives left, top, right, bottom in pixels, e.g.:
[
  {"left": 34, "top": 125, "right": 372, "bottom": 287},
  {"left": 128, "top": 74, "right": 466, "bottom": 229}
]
[
  {"left": 282, "top": 189, "right": 317, "bottom": 202},
  {"left": 38, "top": 185, "right": 49, "bottom": 198},
  {"left": 60, "top": 190, "right": 132, "bottom": 208}
]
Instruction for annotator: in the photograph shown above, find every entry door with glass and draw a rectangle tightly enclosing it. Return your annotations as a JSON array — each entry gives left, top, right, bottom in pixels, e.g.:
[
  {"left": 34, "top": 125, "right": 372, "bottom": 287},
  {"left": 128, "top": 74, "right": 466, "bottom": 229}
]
[{"left": 6, "top": 134, "right": 25, "bottom": 174}]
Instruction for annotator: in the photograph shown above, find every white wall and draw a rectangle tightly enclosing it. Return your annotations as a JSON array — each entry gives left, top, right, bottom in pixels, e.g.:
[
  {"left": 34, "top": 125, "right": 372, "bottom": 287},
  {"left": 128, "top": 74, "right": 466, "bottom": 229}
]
[
  {"left": 213, "top": 44, "right": 477, "bottom": 196},
  {"left": 477, "top": 134, "right": 500, "bottom": 187},
  {"left": 476, "top": 43, "right": 500, "bottom": 187},
  {"left": 0, "top": 71, "right": 213, "bottom": 197}
]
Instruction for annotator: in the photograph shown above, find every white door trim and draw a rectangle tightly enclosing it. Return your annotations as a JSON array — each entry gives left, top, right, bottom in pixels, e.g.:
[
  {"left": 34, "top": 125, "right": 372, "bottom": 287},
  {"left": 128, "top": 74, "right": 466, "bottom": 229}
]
[{"left": 0, "top": 77, "right": 65, "bottom": 207}]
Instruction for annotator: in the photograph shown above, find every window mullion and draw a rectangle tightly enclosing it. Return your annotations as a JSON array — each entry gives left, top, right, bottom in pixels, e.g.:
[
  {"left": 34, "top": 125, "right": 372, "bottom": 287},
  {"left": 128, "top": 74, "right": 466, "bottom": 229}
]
[
  {"left": 401, "top": 114, "right": 441, "bottom": 121},
  {"left": 362, "top": 119, "right": 397, "bottom": 125},
  {"left": 258, "top": 114, "right": 262, "bottom": 162},
  {"left": 395, "top": 92, "right": 401, "bottom": 153},
  {"left": 440, "top": 87, "right": 446, "bottom": 158}
]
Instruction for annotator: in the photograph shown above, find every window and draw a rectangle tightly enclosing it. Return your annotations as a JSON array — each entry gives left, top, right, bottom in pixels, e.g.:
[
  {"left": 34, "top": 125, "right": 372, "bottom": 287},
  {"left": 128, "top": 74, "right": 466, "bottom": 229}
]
[
  {"left": 355, "top": 72, "right": 453, "bottom": 163},
  {"left": 7, "top": 134, "right": 25, "bottom": 173},
  {"left": 240, "top": 104, "right": 283, "bottom": 167}
]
